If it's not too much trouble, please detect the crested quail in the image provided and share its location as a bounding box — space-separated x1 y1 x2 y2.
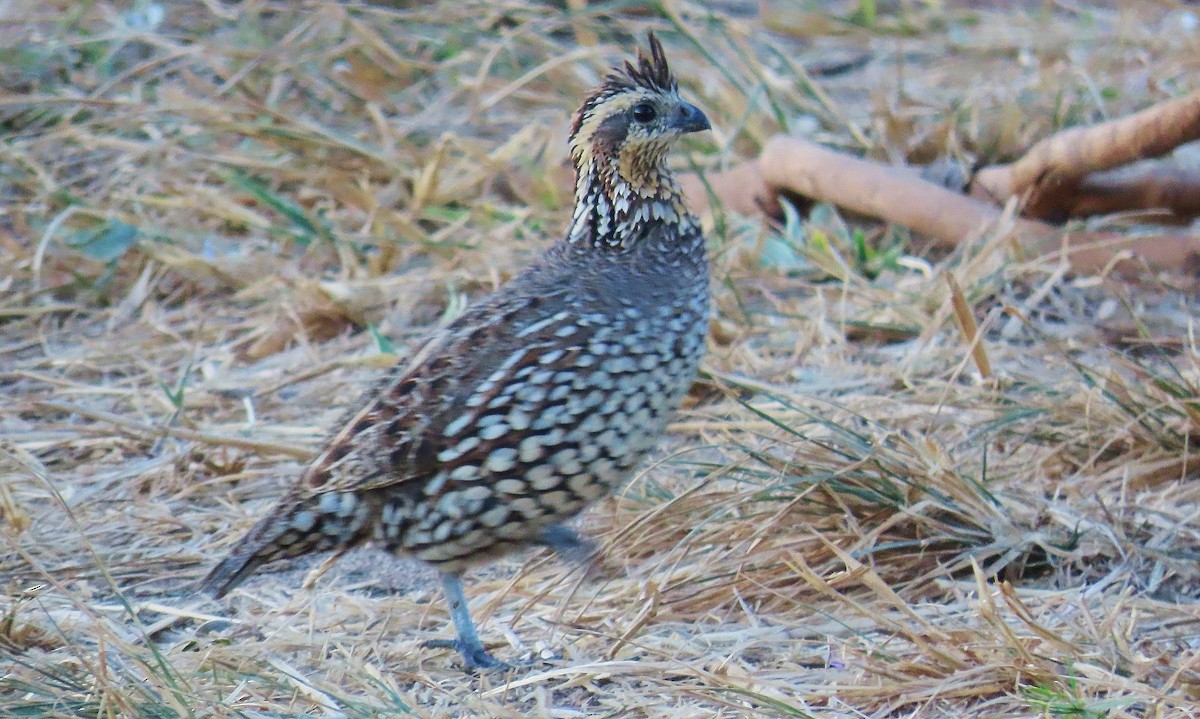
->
200 33 711 670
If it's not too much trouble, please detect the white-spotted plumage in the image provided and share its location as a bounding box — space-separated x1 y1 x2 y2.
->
200 33 711 671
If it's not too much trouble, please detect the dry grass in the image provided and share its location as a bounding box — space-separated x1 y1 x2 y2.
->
3 1 1199 717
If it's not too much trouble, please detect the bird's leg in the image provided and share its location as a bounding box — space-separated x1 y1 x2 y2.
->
536 524 596 564
423 572 508 670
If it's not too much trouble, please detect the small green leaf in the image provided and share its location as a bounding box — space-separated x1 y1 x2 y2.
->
421 205 468 223
158 358 195 411
758 235 809 271
66 219 139 262
807 228 830 254
853 228 871 267
851 0 877 27
367 324 397 355
158 380 185 409
225 171 334 246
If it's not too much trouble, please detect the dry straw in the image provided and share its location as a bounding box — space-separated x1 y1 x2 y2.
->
1 1 1198 717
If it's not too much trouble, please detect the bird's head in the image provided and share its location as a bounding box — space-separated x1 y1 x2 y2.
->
569 34 709 177
565 34 709 247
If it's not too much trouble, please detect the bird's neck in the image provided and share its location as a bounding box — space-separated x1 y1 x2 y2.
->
566 150 697 249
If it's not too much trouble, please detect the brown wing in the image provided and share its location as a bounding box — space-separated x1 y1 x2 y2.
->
198 282 595 596
296 284 592 497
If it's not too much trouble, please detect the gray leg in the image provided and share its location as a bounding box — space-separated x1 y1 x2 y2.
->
536 524 595 564
423 572 507 670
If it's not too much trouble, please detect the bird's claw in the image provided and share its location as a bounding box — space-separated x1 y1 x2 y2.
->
423 638 511 671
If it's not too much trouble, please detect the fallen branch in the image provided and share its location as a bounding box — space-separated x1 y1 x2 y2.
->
680 157 774 218
1011 91 1200 193
749 135 1200 276
757 136 1040 244
971 90 1200 220
971 162 1200 223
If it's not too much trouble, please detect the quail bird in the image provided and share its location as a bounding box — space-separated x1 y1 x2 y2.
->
200 33 711 670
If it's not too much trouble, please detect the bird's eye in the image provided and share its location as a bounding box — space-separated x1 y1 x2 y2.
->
631 103 657 123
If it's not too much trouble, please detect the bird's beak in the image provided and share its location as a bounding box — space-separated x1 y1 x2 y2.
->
672 102 711 134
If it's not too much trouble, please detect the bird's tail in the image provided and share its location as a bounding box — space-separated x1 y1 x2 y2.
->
199 489 374 598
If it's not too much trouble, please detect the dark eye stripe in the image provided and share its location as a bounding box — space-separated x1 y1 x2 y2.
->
593 112 629 149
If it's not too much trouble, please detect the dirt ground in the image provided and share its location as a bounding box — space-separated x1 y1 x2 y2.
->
2 1 1199 717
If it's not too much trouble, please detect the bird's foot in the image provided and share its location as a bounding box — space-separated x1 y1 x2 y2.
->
423 638 511 671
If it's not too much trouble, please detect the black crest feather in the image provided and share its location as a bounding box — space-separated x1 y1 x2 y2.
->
570 33 678 144
605 32 676 95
